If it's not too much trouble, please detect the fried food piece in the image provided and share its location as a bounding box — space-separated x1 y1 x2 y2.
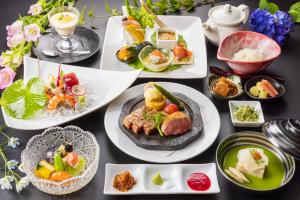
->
113 171 136 192
212 77 238 97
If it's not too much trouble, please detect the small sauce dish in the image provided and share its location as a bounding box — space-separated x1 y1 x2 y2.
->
156 28 178 49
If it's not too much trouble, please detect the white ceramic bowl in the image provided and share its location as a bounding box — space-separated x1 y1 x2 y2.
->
228 100 265 127
156 27 178 49
20 126 100 195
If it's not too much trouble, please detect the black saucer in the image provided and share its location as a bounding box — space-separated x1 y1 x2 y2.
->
244 75 285 101
32 26 101 64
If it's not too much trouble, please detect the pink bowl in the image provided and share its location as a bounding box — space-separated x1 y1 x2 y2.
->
217 31 281 75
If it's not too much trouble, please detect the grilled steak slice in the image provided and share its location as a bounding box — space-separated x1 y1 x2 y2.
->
123 115 133 129
122 106 157 135
161 111 192 136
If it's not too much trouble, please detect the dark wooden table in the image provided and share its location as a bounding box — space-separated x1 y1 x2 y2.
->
1 0 300 199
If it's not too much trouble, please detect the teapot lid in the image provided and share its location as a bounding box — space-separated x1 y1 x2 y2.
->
209 4 244 25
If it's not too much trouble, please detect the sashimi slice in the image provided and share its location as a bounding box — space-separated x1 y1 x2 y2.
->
65 156 86 177
262 79 278 96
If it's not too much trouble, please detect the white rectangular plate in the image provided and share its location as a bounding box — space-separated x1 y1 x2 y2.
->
104 163 220 195
100 16 207 79
1 56 140 130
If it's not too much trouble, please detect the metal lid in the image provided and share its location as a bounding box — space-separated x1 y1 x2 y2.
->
262 119 300 160
209 4 243 25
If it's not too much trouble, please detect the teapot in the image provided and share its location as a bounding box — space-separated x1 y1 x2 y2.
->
202 4 250 46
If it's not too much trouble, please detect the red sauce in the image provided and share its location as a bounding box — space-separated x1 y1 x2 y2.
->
187 173 211 191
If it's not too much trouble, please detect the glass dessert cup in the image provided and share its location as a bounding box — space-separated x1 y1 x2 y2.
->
48 6 80 53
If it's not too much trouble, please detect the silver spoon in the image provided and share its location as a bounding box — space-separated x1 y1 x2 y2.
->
42 49 91 57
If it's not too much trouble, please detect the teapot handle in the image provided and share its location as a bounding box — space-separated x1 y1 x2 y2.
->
238 4 250 24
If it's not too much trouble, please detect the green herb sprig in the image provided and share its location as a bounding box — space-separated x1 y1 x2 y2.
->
106 0 219 16
143 111 166 137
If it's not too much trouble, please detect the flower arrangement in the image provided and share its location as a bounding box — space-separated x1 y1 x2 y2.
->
0 126 28 192
0 0 75 90
249 0 299 46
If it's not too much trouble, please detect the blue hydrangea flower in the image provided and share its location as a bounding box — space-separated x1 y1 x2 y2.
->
249 9 275 38
249 8 294 45
273 10 294 45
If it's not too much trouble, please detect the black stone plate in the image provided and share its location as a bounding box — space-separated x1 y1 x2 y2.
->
118 93 203 151
32 26 101 64
244 75 285 101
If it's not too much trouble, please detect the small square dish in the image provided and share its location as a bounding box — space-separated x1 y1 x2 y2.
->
156 27 178 49
228 100 265 127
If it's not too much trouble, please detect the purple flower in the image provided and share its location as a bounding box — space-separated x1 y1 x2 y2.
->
24 24 40 42
249 8 294 45
249 9 275 38
0 67 16 89
28 3 42 16
7 33 25 48
273 10 294 45
6 21 23 37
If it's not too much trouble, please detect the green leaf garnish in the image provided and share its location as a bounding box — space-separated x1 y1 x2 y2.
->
143 111 166 137
259 0 279 14
0 77 47 119
289 1 300 23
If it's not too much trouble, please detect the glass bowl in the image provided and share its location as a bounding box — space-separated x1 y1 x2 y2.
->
20 126 100 195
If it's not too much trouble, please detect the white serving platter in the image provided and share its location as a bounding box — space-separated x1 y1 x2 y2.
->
100 16 207 79
1 56 140 130
104 163 220 195
229 100 265 127
104 82 220 163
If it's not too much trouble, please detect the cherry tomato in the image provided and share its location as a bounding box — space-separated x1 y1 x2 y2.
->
64 72 79 88
173 45 188 59
164 103 179 114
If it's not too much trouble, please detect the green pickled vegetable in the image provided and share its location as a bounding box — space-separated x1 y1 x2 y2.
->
153 84 184 111
234 105 259 122
54 153 64 171
152 172 164 185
